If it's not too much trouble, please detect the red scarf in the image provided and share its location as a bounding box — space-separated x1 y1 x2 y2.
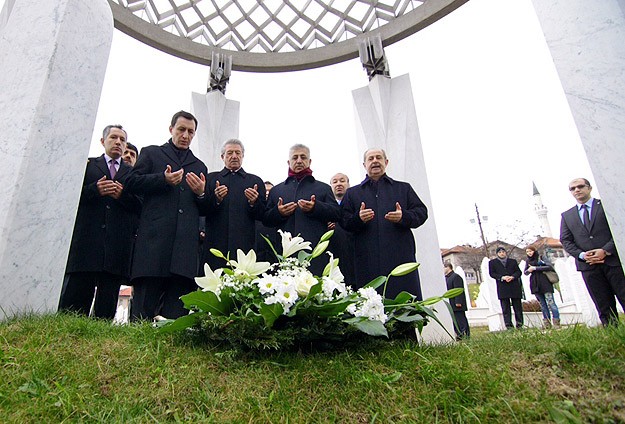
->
288 167 313 181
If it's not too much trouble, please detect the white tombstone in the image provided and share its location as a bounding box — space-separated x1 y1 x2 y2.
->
531 0 625 268
352 74 454 342
0 0 113 318
190 90 240 173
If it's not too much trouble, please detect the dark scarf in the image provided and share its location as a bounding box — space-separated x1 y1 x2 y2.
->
497 257 508 266
526 254 540 266
288 167 313 181
168 139 189 163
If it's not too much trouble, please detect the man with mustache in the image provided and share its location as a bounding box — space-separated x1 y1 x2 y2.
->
341 148 428 299
201 139 266 271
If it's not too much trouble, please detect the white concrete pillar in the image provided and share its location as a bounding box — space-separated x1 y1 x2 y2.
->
352 74 454 342
190 90 240 172
0 0 113 318
531 0 625 268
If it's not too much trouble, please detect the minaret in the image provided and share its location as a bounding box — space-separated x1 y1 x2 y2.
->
533 182 552 237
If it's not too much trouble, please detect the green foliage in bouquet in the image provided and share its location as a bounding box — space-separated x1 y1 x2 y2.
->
160 230 463 350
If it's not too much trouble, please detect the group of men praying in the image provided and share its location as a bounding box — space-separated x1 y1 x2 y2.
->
59 110 428 321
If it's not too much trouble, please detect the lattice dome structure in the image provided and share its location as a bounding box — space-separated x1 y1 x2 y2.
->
109 0 468 71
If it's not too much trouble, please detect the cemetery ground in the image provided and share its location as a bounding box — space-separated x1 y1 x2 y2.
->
0 314 624 423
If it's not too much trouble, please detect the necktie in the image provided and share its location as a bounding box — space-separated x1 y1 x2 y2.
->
109 159 117 179
582 204 591 231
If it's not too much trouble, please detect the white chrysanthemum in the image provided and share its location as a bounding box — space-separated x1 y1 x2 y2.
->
294 269 318 297
348 287 388 323
256 275 279 295
274 282 299 313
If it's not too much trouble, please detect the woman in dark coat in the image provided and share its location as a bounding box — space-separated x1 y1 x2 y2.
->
524 245 560 328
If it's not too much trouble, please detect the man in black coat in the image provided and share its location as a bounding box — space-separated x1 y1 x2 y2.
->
444 263 470 339
59 125 141 319
125 111 209 320
202 139 266 271
488 246 523 329
327 173 356 286
263 144 341 275
341 148 428 299
560 178 625 326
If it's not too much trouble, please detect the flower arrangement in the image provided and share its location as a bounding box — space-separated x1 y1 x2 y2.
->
160 230 463 350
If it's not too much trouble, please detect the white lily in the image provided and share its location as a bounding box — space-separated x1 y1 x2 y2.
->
278 229 312 258
324 252 345 284
229 249 271 276
195 264 224 294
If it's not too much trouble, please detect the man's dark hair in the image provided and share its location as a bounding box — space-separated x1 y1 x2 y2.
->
126 142 138 154
264 181 273 186
444 262 454 271
102 124 127 140
170 110 198 129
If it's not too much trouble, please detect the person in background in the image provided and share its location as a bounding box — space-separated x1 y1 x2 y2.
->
524 245 560 329
488 246 523 329
444 262 470 340
122 142 138 167
328 173 355 285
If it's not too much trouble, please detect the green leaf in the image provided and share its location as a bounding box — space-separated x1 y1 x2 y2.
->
260 233 281 261
297 250 310 263
390 262 419 277
180 290 233 315
159 313 202 333
442 288 464 299
384 291 414 305
311 240 329 259
319 230 334 243
421 296 444 306
363 276 386 290
344 317 388 337
381 372 402 383
260 302 283 328
307 300 353 317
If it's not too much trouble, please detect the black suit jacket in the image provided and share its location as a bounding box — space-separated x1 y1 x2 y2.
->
445 271 468 311
488 258 523 299
66 155 141 278
560 198 620 271
125 141 209 279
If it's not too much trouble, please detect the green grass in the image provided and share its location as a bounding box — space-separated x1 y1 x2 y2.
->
1 315 624 423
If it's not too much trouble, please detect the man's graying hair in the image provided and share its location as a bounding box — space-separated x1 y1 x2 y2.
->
221 139 245 155
363 147 387 162
102 125 127 141
289 143 310 157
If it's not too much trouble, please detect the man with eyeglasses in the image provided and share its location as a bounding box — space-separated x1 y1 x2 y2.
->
560 178 625 326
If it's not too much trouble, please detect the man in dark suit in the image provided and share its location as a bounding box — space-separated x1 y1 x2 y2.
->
263 144 341 275
488 246 523 329
560 178 625 326
125 111 209 320
59 125 141 319
327 173 356 286
444 262 470 339
341 148 428 299
201 139 266 271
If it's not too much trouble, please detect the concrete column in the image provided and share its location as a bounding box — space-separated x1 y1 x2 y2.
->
352 74 454 342
531 0 625 268
190 91 240 172
0 0 113 318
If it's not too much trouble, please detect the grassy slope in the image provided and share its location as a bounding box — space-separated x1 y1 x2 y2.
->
1 315 624 423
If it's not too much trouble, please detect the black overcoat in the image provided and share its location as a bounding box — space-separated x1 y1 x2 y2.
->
202 168 266 269
66 155 141 278
340 175 428 299
523 255 554 294
125 141 209 279
488 258 523 299
445 271 468 311
263 175 341 275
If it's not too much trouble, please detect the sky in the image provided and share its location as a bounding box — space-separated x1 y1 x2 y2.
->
41 0 597 247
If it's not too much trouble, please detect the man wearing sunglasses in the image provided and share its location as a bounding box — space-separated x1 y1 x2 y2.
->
560 178 625 326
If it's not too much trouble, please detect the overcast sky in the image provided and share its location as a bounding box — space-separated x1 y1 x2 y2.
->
83 0 594 248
